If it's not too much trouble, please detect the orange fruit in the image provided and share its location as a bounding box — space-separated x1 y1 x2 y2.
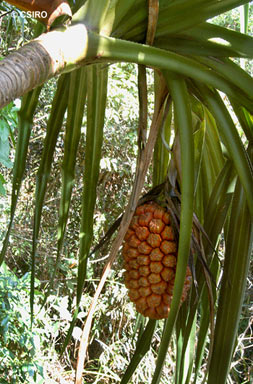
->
123 201 192 319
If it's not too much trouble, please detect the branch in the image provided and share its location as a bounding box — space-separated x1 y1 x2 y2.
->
0 23 89 109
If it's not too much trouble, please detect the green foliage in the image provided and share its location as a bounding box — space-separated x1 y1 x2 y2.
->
0 263 44 383
0 102 17 195
212 5 253 34
0 1 37 53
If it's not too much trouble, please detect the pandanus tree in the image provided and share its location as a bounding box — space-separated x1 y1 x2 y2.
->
0 0 252 383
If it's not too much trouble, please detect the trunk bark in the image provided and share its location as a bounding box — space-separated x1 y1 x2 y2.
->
0 24 89 109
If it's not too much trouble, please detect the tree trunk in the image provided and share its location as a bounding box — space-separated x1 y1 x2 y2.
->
0 24 89 109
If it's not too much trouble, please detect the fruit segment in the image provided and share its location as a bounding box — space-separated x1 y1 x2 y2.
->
123 201 192 319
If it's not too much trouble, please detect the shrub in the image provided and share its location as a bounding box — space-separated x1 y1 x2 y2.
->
0 263 44 383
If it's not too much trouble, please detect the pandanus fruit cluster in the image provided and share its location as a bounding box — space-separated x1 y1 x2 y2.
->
123 202 192 319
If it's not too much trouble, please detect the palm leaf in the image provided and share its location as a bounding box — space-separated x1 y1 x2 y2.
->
174 22 253 58
175 304 197 384
91 33 253 113
175 158 235 383
193 256 219 384
120 319 157 384
118 0 250 40
196 56 253 101
41 68 87 306
150 73 194 384
61 64 108 354
153 99 172 187
0 86 42 265
229 99 253 142
75 66 169 384
207 147 253 384
155 22 253 58
31 74 70 314
195 84 253 218
77 64 108 304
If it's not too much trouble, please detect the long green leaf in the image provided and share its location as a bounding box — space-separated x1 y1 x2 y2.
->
151 73 194 384
207 147 253 384
120 319 156 384
41 68 87 306
229 99 253 142
62 64 108 352
239 3 249 69
154 22 253 58
175 106 220 383
196 108 225 215
156 0 250 36
57 68 87 268
31 74 70 315
73 0 111 31
197 85 253 219
191 98 207 220
83 0 111 31
153 111 172 187
190 101 224 220
0 86 42 265
155 36 240 59
175 302 196 384
174 22 253 58
153 74 172 187
90 32 253 113
77 64 108 304
192 104 205 197
193 256 219 384
33 74 70 248
203 161 235 254
111 0 146 38
184 312 196 384
102 0 139 36
240 3 249 34
178 159 235 383
204 109 225 177
195 56 253 101
193 289 210 384
119 0 250 41
175 306 186 384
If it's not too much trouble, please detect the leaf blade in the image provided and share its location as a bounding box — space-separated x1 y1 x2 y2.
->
77 64 108 304
207 146 253 384
151 73 194 384
0 86 42 265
